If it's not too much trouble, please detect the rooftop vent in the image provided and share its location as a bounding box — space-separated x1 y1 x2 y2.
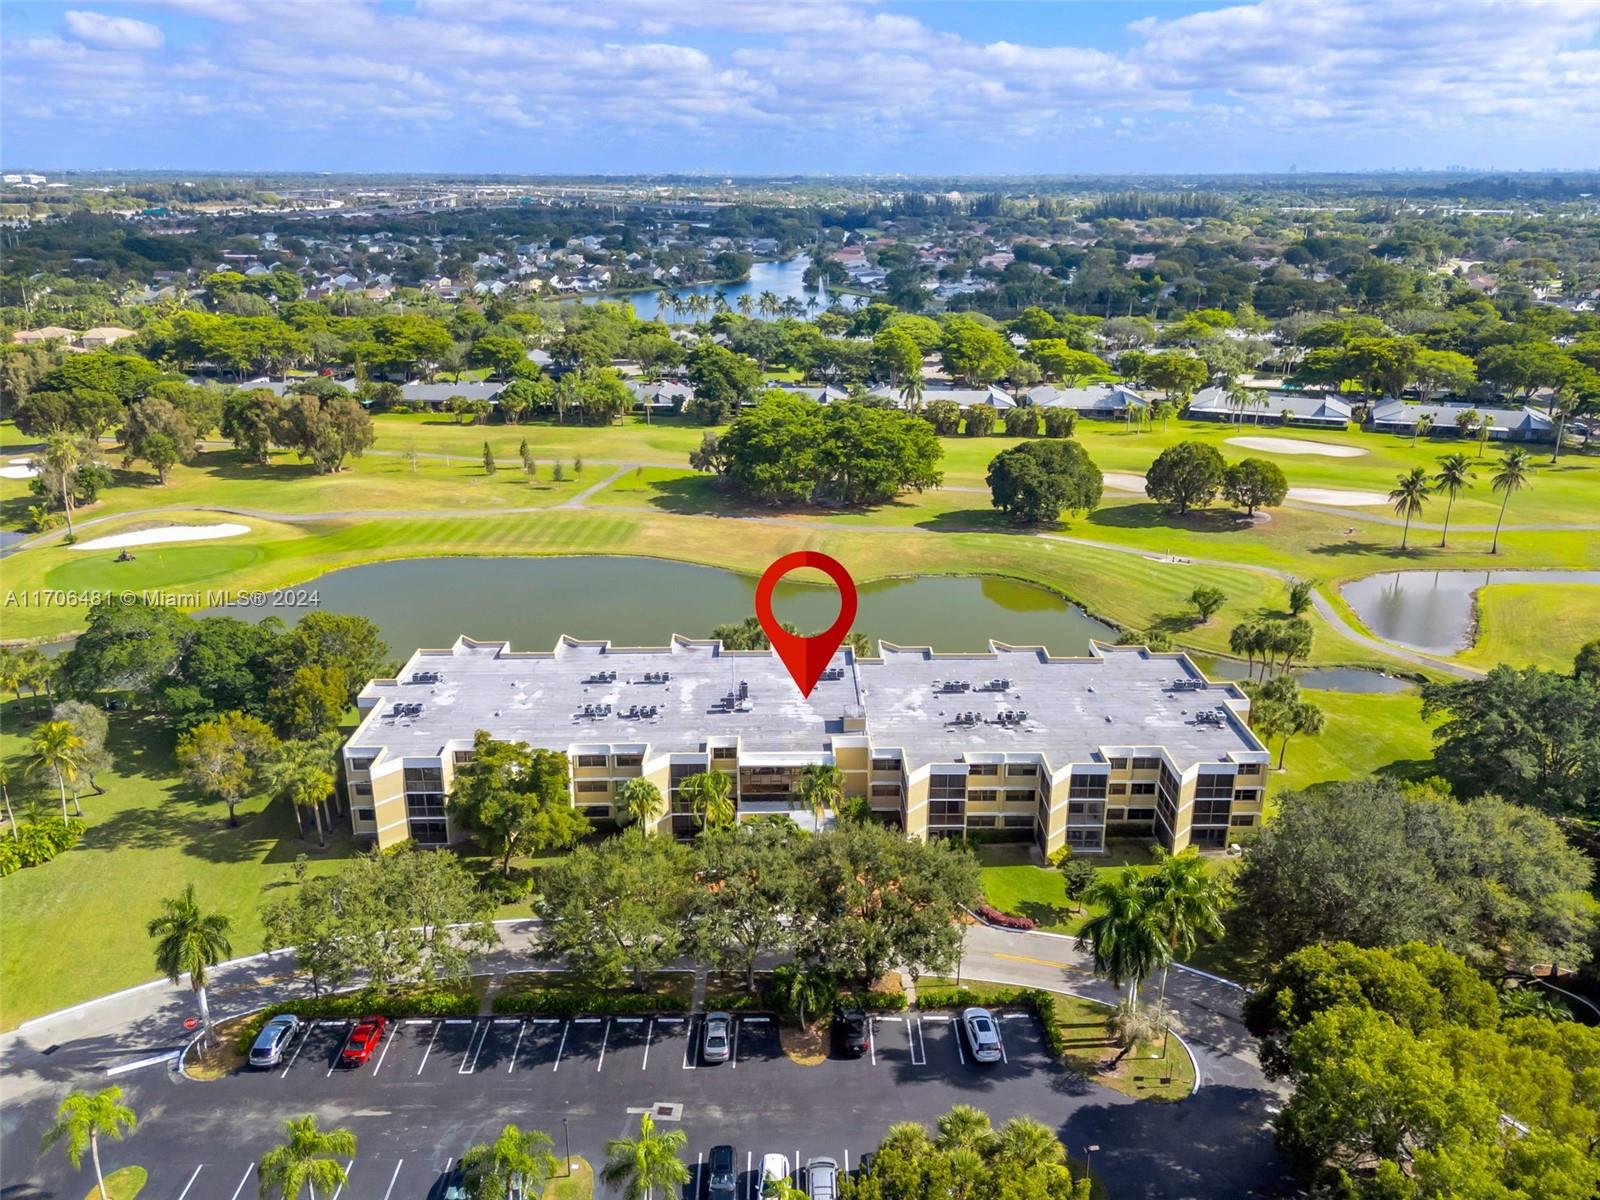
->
410 670 440 684
584 670 618 685
641 671 671 684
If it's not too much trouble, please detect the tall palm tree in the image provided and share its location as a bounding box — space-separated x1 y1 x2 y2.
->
258 1115 356 1200
900 373 925 411
147 883 233 1043
1075 868 1170 1008
1489 447 1533 555
263 736 338 846
461 1124 557 1200
600 1112 688 1200
29 719 84 823
685 770 735 830
933 1105 994 1155
1409 413 1432 447
1 764 16 840
736 294 754 318
616 778 664 828
39 433 91 540
656 289 676 323
991 1116 1064 1170
795 763 844 828
1387 467 1429 550
758 291 780 319
1143 849 1225 1005
1430 453 1475 548
42 1086 137 1200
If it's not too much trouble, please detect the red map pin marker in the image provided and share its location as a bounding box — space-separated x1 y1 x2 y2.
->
754 551 858 698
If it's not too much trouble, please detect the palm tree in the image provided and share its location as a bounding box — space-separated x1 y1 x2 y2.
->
1430 453 1475 548
991 1116 1064 1170
1387 467 1429 550
900 373 925 411
616 778 664 828
39 432 91 540
656 289 675 323
1 764 16 839
1409 413 1432 447
795 763 844 829
1076 868 1170 1008
263 735 339 846
147 883 233 1044
600 1112 688 1200
1477 413 1493 458
1489 447 1533 555
29 719 84 823
461 1125 557 1200
1143 849 1224 1006
933 1105 994 1155
42 1086 137 1200
684 770 735 830
258 1115 356 1200
736 294 754 318
758 291 780 319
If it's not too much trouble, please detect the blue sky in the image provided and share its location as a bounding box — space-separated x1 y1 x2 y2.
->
4 0 1599 174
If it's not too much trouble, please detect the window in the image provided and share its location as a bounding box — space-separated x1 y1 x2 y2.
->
354 808 374 823
1068 771 1109 799
351 782 372 797
968 789 999 804
1193 799 1232 823
967 763 999 777
1230 814 1256 827
929 773 967 799
870 784 901 798
871 758 902 773
1108 782 1128 796
1106 808 1126 821
1006 763 1038 777
1124 807 1156 821
403 766 443 787
1002 814 1033 828
928 799 965 823
1195 772 1236 799
1108 757 1129 771
348 757 374 772
409 819 448 845
1233 789 1260 804
1130 782 1156 796
581 804 611 818
406 794 445 818
966 815 996 828
576 781 610 794
614 755 642 768
1131 756 1161 771
1236 762 1262 777
711 747 738 760
576 754 608 768
452 751 474 765
1191 827 1228 849
1066 828 1102 849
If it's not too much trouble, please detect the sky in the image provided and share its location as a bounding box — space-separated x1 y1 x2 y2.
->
3 0 1600 175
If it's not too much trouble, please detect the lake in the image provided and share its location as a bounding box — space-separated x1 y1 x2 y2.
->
1340 568 1600 655
209 556 1114 656
579 257 833 323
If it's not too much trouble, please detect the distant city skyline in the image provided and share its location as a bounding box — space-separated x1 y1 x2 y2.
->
4 0 1598 175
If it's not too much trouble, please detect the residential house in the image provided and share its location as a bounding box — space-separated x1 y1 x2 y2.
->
1367 400 1554 442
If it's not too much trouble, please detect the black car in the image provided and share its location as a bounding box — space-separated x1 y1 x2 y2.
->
707 1145 737 1200
833 1006 868 1057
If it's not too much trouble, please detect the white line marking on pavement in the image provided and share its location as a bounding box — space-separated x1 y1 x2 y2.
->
494 1018 520 1024
656 1016 684 1023
596 1018 610 1071
176 1164 203 1200
742 1015 771 1023
553 1019 569 1072
952 1024 965 1065
462 1020 488 1074
228 1165 254 1200
530 1018 561 1024
1001 1012 1029 1020
106 1050 179 1076
642 1018 653 1070
406 1019 431 1026
910 1017 927 1066
417 1021 441 1076
999 1033 1008 1065
330 1159 354 1200
868 1019 877 1066
444 1019 472 1025
614 1017 643 1024
509 1020 527 1073
382 1160 404 1200
373 1024 398 1076
683 1016 697 1070
729 1015 739 1069
746 1152 754 1200
328 1026 357 1077
572 1017 603 1025
281 1027 314 1077
844 1151 850 1175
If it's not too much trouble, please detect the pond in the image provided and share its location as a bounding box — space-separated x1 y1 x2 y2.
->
579 257 834 323
208 556 1115 656
1340 569 1600 655
1193 656 1416 694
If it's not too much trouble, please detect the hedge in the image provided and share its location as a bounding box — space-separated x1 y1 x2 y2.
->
0 818 86 876
973 903 1038 931
230 982 478 1053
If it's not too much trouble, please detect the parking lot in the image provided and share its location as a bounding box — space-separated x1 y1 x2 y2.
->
129 1008 1065 1200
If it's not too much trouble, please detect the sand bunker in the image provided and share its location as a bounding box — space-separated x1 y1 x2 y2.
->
1101 471 1147 492
0 457 39 480
1227 436 1366 458
1289 487 1390 506
73 523 250 551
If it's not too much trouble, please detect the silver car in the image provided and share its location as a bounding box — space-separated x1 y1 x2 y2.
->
702 1011 732 1064
805 1158 838 1200
960 1006 1003 1064
248 1013 302 1068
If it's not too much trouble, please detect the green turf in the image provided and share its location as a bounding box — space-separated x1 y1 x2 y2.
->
1458 584 1600 673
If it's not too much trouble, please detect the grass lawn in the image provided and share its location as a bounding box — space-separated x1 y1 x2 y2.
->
1273 688 1440 794
81 1166 147 1200
545 1158 593 1200
1459 583 1600 673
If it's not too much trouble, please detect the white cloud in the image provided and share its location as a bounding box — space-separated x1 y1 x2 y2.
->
62 10 166 50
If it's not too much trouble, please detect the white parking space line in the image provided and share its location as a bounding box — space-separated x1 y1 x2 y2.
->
571 1017 603 1024
330 1159 354 1200
228 1165 255 1200
406 1019 431 1025
175 1164 202 1200
509 1021 528 1073
868 1018 877 1066
416 1021 441 1076
642 1018 653 1070
381 1160 404 1200
746 1152 754 1200
372 1024 398 1076
952 1023 965 1065
729 1016 739 1069
461 1021 488 1075
596 1019 611 1072
281 1026 315 1077
683 1016 698 1070
553 1020 570 1072
910 1016 927 1066
327 1025 358 1077
999 1033 1008 1065
844 1152 849 1175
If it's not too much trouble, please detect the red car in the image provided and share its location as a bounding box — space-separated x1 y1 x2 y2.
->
340 1015 388 1067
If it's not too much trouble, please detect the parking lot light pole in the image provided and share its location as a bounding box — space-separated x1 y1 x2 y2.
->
563 1117 571 1177
1084 1145 1099 1178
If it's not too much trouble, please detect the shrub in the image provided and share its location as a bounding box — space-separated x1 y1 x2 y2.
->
0 818 87 876
230 982 478 1052
974 902 1038 931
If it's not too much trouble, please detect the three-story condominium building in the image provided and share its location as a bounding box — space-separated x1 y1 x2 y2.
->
342 636 1271 854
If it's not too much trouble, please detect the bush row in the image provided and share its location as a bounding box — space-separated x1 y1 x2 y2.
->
229 982 479 1053
972 902 1038 931
0 818 86 876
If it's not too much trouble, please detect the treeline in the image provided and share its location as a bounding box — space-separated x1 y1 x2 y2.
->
1084 191 1232 220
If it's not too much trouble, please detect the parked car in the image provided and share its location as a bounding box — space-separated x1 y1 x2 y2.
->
707 1144 737 1200
960 1006 1003 1063
805 1158 838 1200
436 1167 467 1200
760 1155 791 1198
340 1015 388 1067
832 1006 868 1057
247 1014 302 1068
702 1011 732 1064
853 1153 875 1180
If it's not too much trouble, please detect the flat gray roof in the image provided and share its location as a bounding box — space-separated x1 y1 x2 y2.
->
352 637 1264 774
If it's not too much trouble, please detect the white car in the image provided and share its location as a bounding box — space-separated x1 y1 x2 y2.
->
960 1006 1003 1064
760 1154 791 1199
